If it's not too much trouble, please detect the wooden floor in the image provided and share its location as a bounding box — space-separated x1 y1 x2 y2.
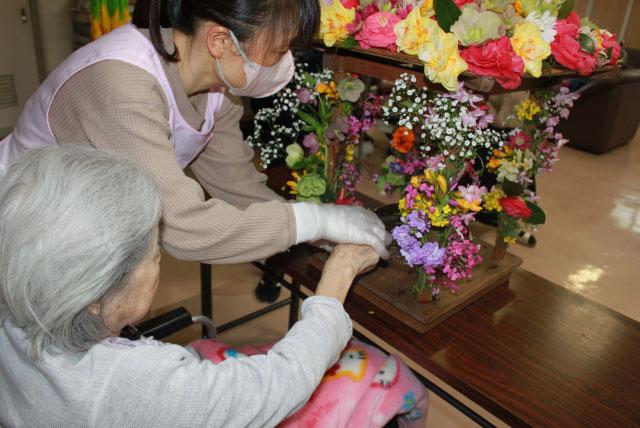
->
150 126 640 427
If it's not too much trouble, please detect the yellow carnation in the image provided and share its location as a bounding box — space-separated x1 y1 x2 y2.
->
394 7 437 56
320 0 356 47
510 22 551 78
417 21 468 91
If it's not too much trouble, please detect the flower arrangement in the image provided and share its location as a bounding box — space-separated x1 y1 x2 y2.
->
483 85 580 257
247 65 382 204
319 0 622 91
378 74 506 300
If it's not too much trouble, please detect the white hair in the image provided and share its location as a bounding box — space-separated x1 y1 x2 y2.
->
0 146 161 357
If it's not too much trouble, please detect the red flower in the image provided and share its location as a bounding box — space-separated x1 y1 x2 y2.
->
551 12 598 76
454 0 475 6
507 131 532 150
499 196 532 219
601 31 621 66
341 0 360 8
461 36 524 90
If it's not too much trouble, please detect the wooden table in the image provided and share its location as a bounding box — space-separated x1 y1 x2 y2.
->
266 245 640 427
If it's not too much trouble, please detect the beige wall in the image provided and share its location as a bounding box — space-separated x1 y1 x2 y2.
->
36 0 73 74
574 0 640 49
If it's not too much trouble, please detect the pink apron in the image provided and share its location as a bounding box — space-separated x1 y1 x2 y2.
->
0 24 224 169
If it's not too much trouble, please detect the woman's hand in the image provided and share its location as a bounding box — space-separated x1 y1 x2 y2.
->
315 244 380 303
293 203 392 259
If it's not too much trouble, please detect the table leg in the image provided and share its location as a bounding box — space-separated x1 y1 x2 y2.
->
288 280 301 328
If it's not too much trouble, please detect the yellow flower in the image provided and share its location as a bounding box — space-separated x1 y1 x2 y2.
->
286 171 302 195
483 189 506 211
345 145 355 162
428 205 452 227
399 198 408 217
510 22 551 78
316 82 338 100
420 0 434 16
504 236 517 244
417 21 468 91
515 99 541 121
394 7 437 56
456 197 483 212
320 0 355 47
514 0 525 16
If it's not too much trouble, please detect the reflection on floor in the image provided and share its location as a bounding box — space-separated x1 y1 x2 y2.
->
150 126 639 427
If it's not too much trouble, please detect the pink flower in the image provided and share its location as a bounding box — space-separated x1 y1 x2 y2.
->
340 0 359 8
302 133 320 154
507 131 532 150
355 11 401 50
346 3 379 33
461 36 524 90
454 0 475 7
551 12 598 76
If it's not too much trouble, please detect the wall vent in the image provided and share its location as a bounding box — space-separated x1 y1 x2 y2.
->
0 74 18 109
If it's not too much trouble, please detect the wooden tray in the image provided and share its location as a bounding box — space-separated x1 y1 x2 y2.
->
310 242 522 333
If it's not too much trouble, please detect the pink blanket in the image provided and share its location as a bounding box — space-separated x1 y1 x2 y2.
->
191 338 428 427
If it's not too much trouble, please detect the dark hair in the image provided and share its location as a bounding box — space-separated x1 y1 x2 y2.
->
132 0 320 63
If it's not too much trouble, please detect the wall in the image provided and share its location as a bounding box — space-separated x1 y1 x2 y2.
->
574 0 640 49
35 0 73 75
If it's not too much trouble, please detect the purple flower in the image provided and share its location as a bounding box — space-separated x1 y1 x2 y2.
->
546 116 560 128
302 133 320 154
389 162 403 174
418 242 446 268
457 184 487 203
392 224 417 249
296 88 315 105
406 211 429 233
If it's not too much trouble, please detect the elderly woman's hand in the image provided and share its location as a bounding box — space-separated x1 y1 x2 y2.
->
315 244 380 303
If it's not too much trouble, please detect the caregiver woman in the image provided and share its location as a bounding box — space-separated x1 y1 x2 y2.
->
0 0 390 262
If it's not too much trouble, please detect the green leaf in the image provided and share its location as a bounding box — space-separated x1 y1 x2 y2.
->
525 201 546 225
297 110 320 128
558 0 574 19
338 37 359 49
434 0 462 33
502 179 525 197
578 33 596 54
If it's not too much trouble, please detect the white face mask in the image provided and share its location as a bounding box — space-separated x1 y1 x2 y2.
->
215 31 295 98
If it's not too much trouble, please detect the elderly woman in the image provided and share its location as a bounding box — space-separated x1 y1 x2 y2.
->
0 147 384 427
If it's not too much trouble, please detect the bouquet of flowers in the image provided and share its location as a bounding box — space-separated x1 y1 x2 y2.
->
320 0 622 91
483 85 579 257
247 65 382 204
379 74 506 300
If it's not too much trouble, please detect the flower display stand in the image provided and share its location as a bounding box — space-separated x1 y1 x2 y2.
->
309 242 521 333
317 43 617 94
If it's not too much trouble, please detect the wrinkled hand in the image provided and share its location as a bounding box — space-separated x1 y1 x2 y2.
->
294 202 391 259
316 244 380 303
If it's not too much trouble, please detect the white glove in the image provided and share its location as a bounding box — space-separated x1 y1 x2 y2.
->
292 202 391 259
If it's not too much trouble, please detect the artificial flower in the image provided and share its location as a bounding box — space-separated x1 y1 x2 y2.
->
316 81 339 100
302 133 320 154
297 174 327 199
392 126 416 153
285 143 304 167
515 99 541 121
516 0 564 16
341 0 359 8
483 188 506 211
355 11 401 50
510 21 551 78
394 6 435 56
499 196 533 219
461 36 525 90
550 12 598 76
337 76 365 102
451 4 503 46
507 130 532 150
320 0 356 47
600 30 621 65
526 10 557 43
417 20 468 91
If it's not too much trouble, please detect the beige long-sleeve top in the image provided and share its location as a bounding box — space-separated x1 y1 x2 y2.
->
48 35 296 264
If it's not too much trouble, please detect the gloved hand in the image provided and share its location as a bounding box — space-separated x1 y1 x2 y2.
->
292 202 391 259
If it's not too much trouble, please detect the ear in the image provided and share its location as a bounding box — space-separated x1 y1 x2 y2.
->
87 302 101 317
203 22 233 59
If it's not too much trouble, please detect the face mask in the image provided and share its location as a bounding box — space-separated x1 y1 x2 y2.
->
215 31 295 98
